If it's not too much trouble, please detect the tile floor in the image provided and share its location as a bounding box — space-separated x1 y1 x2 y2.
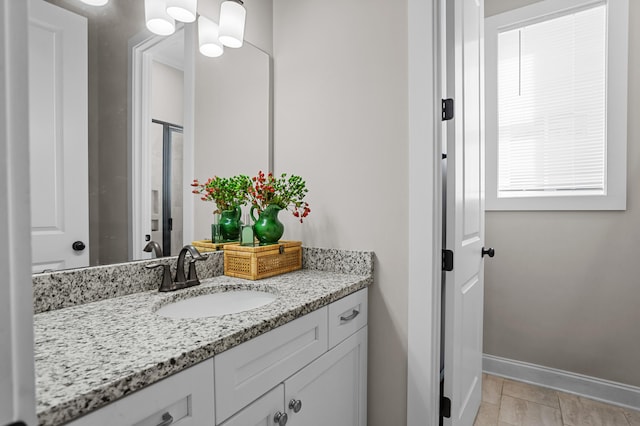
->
474 374 640 426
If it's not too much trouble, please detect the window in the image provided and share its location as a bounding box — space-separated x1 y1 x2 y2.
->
485 0 628 210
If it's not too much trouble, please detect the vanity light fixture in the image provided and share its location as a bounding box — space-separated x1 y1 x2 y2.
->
80 0 109 5
145 0 176 36
166 0 198 23
218 0 246 48
82 0 244 58
198 16 224 58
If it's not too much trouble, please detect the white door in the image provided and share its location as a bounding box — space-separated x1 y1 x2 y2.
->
285 327 367 426
442 0 485 424
220 385 284 426
28 0 89 272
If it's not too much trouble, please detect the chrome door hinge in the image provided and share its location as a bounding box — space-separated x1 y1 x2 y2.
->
442 98 454 121
442 249 454 272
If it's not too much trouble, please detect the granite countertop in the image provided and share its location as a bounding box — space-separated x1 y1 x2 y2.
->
34 267 372 426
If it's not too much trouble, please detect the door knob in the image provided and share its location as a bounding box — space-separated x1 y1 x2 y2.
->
482 247 495 258
72 241 86 251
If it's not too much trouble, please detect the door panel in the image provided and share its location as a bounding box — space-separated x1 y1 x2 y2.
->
28 0 88 272
443 0 485 424
285 327 367 426
220 385 284 426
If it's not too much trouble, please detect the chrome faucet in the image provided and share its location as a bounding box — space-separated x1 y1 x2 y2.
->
143 241 163 258
145 245 206 292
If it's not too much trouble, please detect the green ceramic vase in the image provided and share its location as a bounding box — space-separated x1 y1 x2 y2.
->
250 204 284 245
219 206 242 241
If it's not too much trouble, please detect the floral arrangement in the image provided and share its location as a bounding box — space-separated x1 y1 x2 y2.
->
191 175 251 213
247 171 311 223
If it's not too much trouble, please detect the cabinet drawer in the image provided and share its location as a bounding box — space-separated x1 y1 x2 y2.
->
215 307 328 424
328 288 368 349
68 359 215 426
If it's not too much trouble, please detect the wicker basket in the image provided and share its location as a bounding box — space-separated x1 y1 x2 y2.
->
191 240 227 253
223 240 302 280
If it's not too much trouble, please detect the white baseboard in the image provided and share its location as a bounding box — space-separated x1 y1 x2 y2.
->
483 354 640 411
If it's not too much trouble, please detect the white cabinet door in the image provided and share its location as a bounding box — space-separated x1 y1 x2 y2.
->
220 385 284 426
284 326 367 426
28 0 89 272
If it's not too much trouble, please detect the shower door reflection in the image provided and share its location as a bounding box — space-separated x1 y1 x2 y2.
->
150 119 184 256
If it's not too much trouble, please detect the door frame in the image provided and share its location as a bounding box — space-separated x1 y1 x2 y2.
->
151 119 184 256
0 1 37 424
406 0 443 425
129 26 195 260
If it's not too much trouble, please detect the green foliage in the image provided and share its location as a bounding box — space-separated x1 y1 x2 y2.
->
191 175 252 212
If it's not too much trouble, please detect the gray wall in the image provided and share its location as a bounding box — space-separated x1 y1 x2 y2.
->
193 44 270 238
484 0 640 386
272 0 409 424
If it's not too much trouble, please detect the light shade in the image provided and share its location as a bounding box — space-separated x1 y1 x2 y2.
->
166 0 198 23
198 16 224 58
218 0 246 48
145 0 176 36
80 0 109 5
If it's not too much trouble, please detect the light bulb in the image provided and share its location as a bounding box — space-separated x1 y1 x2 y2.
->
80 0 109 5
198 16 224 58
219 0 246 48
166 0 198 23
145 0 176 36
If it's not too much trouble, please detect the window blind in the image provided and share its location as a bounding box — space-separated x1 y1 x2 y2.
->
497 4 607 195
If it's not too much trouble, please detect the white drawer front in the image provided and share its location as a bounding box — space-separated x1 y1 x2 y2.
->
215 307 328 424
68 359 215 426
328 288 368 349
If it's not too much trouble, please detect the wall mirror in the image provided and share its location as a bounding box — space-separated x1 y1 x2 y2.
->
29 0 272 273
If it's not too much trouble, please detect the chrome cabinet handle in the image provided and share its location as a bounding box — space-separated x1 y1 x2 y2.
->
288 398 302 413
157 412 173 426
274 411 288 425
340 309 360 322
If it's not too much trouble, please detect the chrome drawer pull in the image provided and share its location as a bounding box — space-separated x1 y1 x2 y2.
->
158 412 173 426
340 309 360 322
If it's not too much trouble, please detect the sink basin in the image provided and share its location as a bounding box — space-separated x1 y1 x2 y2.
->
156 290 277 319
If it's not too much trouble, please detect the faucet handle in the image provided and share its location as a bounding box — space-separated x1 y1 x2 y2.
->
187 260 200 283
145 262 174 292
187 249 206 283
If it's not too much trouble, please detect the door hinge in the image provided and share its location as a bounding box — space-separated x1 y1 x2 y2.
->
168 218 173 231
442 249 454 271
441 396 452 418
442 98 454 121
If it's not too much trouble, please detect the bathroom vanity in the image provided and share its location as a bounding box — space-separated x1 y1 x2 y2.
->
32 248 373 426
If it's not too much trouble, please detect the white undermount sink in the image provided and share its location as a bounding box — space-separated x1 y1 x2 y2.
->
156 290 277 319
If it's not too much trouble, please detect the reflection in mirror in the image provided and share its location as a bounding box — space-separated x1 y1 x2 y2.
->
28 0 271 272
